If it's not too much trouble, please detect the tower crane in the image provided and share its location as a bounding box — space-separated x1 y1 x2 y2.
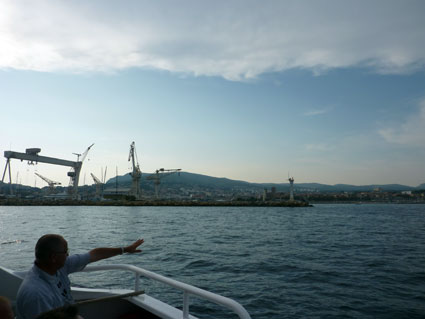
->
128 142 141 200
34 172 61 193
147 168 181 199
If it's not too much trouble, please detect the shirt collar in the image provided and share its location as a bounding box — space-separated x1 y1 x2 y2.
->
33 262 58 283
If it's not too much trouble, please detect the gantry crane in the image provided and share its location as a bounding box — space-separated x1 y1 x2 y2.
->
128 142 142 199
34 172 61 193
147 168 181 199
2 146 93 199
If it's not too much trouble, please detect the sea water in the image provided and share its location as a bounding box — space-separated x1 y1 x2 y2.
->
1 204 424 319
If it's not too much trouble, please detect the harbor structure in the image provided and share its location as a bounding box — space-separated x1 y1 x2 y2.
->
147 168 181 199
289 176 295 201
128 141 142 200
34 172 61 194
1 145 93 199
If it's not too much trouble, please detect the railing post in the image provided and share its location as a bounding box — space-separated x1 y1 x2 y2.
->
135 273 140 292
183 291 189 319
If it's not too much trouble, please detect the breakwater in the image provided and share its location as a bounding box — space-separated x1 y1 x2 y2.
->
0 198 311 207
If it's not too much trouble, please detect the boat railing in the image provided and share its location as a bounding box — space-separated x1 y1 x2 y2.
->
82 264 251 319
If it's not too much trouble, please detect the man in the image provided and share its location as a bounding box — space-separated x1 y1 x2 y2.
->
16 234 144 319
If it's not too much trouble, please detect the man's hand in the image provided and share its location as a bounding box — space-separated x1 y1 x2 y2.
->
124 239 144 254
89 239 145 262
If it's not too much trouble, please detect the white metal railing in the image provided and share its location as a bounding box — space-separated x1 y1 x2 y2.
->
81 264 251 319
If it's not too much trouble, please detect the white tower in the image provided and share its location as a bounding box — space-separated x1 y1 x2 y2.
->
288 176 294 201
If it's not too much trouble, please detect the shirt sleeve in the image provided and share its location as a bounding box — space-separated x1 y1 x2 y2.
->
64 252 91 274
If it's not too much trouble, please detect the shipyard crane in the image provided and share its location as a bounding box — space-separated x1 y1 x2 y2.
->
128 142 142 200
73 143 94 163
2 147 90 199
91 173 103 199
34 172 61 193
147 168 181 199
101 166 107 185
67 143 94 198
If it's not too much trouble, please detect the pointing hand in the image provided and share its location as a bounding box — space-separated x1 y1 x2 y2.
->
124 239 144 254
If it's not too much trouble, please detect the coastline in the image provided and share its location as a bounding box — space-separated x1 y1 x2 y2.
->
0 198 312 207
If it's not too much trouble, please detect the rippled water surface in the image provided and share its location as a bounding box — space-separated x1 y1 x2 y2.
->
1 204 425 318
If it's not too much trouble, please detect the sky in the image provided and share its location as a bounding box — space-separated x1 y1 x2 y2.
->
1 0 425 187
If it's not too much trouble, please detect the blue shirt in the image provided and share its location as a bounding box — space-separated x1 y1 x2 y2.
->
16 253 91 319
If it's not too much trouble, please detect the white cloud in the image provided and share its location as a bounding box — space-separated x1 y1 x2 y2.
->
1 0 425 79
303 108 330 116
378 99 425 147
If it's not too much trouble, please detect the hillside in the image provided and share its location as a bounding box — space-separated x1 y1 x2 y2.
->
104 171 422 192
1 171 423 195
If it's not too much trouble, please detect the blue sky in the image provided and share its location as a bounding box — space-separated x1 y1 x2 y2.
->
1 0 425 187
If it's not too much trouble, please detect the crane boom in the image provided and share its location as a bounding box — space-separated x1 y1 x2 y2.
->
81 143 94 163
91 172 104 199
90 173 102 185
34 172 61 194
34 173 61 187
4 151 79 168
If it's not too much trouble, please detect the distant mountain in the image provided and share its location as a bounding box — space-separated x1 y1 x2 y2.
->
416 183 425 190
1 172 421 194
104 171 422 192
331 184 413 192
105 172 257 190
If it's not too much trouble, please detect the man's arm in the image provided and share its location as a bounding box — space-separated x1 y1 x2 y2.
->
89 239 144 263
